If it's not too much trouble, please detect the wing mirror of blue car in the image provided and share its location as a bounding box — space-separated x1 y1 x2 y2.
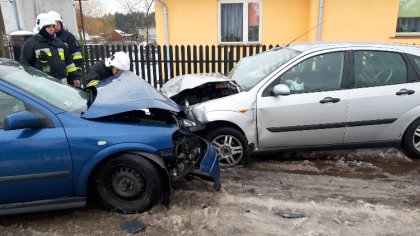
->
4 111 42 131
272 84 291 96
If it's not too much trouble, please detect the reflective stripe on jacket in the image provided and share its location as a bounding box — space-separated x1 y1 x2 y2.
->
56 29 84 68
20 34 81 84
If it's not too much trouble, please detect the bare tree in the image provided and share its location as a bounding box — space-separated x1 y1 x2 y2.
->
80 0 107 17
118 0 154 43
142 0 155 44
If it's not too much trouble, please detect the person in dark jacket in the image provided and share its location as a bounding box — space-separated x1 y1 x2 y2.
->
48 11 84 70
85 51 130 87
20 13 81 87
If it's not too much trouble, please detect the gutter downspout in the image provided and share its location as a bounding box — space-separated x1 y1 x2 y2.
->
317 0 324 41
12 0 22 30
156 0 170 81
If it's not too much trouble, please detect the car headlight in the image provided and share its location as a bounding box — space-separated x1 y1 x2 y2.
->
192 106 207 122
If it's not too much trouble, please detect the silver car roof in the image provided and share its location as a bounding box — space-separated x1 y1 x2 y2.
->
288 42 420 55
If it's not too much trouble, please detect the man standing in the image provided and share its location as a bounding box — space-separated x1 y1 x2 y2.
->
48 11 84 71
20 13 81 87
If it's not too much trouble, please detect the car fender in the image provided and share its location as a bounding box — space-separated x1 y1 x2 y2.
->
349 104 420 143
74 142 165 196
196 110 257 146
390 104 420 140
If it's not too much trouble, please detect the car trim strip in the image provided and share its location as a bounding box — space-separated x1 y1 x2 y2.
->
346 118 397 127
0 171 70 183
268 122 346 132
267 118 397 132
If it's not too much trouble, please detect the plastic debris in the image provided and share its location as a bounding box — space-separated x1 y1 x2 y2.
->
121 219 145 234
248 188 256 193
274 210 305 219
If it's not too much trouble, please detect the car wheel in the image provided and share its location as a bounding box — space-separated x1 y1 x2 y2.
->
205 127 250 167
403 119 420 159
94 154 162 213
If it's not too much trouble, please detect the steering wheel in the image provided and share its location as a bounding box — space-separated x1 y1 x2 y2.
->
372 69 393 85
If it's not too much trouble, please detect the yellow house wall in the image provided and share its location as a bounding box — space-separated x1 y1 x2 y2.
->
156 0 311 45
155 0 420 46
155 0 218 45
322 0 393 41
262 0 310 45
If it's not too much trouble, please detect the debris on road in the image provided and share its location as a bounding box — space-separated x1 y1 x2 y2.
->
274 210 306 219
121 219 145 234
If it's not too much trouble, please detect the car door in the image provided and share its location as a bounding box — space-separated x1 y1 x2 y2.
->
345 50 420 143
257 51 349 148
0 88 73 204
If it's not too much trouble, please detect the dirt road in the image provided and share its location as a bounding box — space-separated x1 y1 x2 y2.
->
1 148 419 236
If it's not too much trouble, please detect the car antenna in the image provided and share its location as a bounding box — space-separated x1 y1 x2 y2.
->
284 21 325 47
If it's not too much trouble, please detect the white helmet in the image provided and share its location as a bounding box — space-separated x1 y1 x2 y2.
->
48 11 63 23
35 13 56 31
107 51 130 71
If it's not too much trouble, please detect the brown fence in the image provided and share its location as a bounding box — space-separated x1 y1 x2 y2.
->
82 44 280 88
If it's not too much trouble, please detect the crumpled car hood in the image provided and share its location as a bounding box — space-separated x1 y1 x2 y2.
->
160 73 241 108
160 73 232 97
82 71 181 119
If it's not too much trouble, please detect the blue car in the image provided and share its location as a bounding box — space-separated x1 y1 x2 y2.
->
0 59 220 215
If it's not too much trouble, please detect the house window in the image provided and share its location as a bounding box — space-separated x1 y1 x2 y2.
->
396 0 420 35
219 0 261 44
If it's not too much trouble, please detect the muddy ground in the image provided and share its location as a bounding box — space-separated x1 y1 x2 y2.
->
1 148 419 236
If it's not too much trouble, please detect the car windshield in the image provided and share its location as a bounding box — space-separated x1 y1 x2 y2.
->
1 65 89 113
228 48 301 91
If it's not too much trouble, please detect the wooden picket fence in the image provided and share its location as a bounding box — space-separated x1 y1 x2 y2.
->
82 44 280 88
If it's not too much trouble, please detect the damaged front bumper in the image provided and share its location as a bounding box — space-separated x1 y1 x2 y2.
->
164 129 220 189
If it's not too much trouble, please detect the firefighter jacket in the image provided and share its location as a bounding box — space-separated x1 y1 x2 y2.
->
20 34 80 84
56 29 84 69
85 60 113 87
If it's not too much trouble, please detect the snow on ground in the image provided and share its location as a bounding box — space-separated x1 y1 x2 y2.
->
1 148 419 236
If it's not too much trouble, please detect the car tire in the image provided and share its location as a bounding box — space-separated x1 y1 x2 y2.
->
205 127 250 167
94 154 162 213
403 119 420 159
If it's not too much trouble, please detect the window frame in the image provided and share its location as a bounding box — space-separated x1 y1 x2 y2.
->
396 0 420 36
218 0 263 45
351 50 413 89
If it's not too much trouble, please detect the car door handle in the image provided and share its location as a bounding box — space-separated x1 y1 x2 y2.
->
319 97 340 104
396 89 415 96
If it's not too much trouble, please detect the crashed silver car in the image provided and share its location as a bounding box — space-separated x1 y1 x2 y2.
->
162 42 420 166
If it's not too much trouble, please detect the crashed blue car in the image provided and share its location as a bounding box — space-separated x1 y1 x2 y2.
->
0 58 220 215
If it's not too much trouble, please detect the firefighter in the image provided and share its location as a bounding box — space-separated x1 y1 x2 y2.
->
48 11 84 71
20 13 81 87
85 51 130 87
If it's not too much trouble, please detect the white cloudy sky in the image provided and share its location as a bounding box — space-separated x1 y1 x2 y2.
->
101 0 154 14
101 0 125 14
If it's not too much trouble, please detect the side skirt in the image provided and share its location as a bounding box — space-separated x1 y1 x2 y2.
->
0 197 86 216
254 140 401 154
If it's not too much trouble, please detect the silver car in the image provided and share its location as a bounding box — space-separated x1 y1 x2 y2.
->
161 42 420 166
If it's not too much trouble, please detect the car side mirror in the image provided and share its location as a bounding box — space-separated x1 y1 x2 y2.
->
4 111 42 131
272 84 291 96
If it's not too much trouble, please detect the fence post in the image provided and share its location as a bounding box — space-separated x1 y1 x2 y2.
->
163 45 169 82
134 45 140 76
157 45 163 84
205 46 210 73
169 45 174 79
181 45 186 75
151 45 158 87
175 45 180 76
187 45 192 74
199 45 204 73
